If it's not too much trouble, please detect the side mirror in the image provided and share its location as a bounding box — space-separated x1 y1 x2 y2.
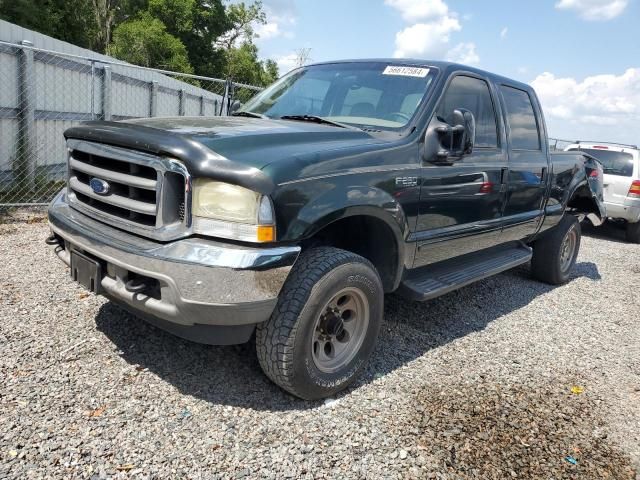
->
424 108 476 165
230 100 242 113
451 108 475 156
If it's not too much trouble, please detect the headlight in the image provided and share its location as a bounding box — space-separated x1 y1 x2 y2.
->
192 179 275 242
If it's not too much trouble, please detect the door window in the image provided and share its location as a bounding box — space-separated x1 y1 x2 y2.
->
500 86 541 150
436 75 499 148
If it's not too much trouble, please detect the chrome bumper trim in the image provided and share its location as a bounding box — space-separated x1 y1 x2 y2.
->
48 189 300 327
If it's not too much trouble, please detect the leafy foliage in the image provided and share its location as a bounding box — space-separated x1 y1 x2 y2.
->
148 0 194 34
0 0 99 50
0 0 279 85
108 13 193 73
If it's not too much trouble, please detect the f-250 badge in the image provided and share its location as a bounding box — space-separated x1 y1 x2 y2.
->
395 176 418 187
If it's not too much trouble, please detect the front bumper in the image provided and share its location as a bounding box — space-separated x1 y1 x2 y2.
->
47 189 300 344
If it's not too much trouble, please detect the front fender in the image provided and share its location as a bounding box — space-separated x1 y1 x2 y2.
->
286 185 409 242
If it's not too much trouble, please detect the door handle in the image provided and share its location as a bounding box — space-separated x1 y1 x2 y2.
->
541 167 547 183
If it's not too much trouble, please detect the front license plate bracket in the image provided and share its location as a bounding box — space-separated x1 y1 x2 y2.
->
70 250 102 293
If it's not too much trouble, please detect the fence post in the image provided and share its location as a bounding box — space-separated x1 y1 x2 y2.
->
220 81 229 115
178 89 185 116
16 45 36 194
102 65 112 121
199 95 205 116
150 81 158 117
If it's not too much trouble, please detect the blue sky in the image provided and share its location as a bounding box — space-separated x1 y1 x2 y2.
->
251 0 640 144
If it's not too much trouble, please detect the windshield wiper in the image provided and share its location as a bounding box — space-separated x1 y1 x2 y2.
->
232 111 268 119
279 115 358 130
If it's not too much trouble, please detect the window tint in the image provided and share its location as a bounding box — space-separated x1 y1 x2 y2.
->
289 78 330 116
501 86 540 150
436 75 498 148
340 86 383 116
568 148 634 177
241 62 436 130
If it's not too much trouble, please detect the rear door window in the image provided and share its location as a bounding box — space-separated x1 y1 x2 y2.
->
500 86 541 150
568 148 634 176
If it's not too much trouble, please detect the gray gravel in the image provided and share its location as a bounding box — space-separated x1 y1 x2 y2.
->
1 214 639 479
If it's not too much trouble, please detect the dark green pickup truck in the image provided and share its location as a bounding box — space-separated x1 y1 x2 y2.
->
47 60 604 399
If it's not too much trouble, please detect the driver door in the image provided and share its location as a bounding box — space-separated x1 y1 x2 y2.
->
413 74 508 267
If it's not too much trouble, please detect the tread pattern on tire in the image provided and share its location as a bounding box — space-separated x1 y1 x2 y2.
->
255 246 376 398
531 214 580 285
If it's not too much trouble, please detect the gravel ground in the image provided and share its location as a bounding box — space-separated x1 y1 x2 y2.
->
1 214 639 479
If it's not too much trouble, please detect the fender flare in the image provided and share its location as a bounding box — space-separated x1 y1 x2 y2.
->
282 185 410 289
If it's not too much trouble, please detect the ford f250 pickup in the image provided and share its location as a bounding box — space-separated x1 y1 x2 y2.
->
47 60 605 399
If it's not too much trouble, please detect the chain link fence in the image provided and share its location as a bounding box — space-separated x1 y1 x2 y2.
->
0 41 263 206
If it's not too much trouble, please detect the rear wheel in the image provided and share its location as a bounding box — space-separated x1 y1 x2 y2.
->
256 247 383 400
531 215 581 285
626 221 640 243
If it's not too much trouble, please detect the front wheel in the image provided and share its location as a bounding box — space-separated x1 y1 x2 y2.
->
256 247 383 400
531 215 581 285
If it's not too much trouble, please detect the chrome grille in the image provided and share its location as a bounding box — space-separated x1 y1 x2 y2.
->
66 139 191 241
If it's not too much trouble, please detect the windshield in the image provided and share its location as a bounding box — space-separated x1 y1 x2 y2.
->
569 148 635 177
239 62 437 130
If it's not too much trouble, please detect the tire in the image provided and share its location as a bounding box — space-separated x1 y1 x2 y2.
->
626 222 640 243
256 247 383 400
531 215 581 285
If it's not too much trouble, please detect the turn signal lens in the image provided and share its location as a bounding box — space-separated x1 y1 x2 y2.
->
257 225 275 242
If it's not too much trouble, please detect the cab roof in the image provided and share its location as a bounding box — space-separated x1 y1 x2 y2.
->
306 58 533 93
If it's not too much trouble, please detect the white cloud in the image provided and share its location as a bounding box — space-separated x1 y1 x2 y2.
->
274 52 299 75
555 0 628 20
446 42 480 65
255 22 282 40
387 0 476 62
253 0 297 41
393 16 461 58
500 27 508 39
384 0 449 22
531 68 640 142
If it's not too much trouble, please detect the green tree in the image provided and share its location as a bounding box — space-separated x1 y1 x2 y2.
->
0 0 98 50
148 0 194 34
217 1 265 51
2 0 282 85
175 0 229 78
225 43 279 87
262 59 279 84
90 0 118 53
108 13 193 72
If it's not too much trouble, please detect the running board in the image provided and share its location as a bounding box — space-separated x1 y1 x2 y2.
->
398 243 532 301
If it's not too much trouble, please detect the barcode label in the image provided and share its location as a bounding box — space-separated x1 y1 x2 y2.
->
382 66 430 77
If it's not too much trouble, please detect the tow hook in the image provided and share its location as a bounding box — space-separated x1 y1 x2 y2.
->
125 278 147 293
45 234 60 246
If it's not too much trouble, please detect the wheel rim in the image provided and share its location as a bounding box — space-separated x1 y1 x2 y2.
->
311 287 370 374
559 225 578 273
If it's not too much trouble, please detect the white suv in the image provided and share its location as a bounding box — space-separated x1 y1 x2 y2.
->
565 141 640 242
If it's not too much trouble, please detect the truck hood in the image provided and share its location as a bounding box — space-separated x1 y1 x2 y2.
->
64 116 384 194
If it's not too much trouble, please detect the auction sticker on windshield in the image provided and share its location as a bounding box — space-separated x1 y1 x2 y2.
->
382 66 430 77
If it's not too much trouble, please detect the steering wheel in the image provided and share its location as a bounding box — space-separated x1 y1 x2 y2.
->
387 112 411 123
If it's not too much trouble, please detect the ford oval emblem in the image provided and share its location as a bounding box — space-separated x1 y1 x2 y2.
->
89 177 110 195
